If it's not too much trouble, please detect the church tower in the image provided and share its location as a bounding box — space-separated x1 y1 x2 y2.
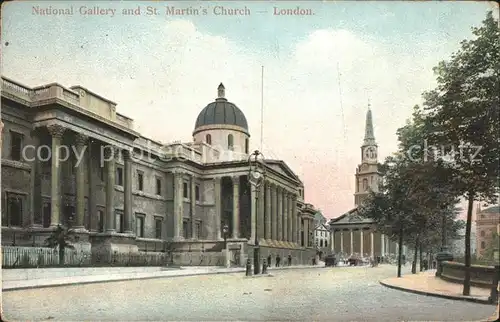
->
354 103 380 207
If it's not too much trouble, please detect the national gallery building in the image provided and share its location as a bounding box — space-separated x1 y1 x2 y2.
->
0 77 318 266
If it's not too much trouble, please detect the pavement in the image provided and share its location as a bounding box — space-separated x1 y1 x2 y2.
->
379 269 493 305
3 264 496 321
1 263 323 291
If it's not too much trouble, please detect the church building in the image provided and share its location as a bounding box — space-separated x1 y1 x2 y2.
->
328 105 400 259
1 76 318 266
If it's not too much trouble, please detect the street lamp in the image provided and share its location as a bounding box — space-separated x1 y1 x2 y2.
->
248 150 265 275
435 204 454 277
222 224 229 250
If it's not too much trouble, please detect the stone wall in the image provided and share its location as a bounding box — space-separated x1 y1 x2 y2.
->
440 261 499 289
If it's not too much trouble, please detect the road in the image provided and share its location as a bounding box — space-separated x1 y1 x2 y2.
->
2 265 496 321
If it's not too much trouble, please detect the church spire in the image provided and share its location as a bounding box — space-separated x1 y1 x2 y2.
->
363 102 376 146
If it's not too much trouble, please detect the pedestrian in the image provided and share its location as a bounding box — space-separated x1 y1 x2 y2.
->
276 254 281 267
288 254 292 266
267 254 272 267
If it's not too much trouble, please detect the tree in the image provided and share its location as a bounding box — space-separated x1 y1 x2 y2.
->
422 11 500 295
360 101 461 277
45 225 76 266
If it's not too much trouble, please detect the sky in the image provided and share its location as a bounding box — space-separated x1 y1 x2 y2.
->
1 1 498 219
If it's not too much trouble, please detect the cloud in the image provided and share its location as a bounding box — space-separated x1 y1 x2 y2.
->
2 18 451 218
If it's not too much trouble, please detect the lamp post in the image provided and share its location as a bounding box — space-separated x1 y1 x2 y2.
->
248 150 265 275
435 205 453 277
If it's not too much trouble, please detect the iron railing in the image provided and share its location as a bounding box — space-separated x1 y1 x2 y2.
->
1 246 170 268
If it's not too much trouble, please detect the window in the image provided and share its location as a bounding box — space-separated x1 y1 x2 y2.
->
3 194 23 227
206 134 212 145
156 178 162 195
115 211 124 233
137 171 144 191
480 230 485 237
155 218 162 239
196 221 202 239
183 182 189 198
320 240 323 247
10 131 23 161
63 205 75 226
42 202 51 228
325 241 328 248
116 167 123 186
136 215 145 237
97 210 104 232
183 220 189 239
227 134 233 150
195 185 200 201
362 178 368 191
481 241 486 249
245 138 249 154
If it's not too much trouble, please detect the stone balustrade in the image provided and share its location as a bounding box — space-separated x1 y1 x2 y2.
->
440 261 499 289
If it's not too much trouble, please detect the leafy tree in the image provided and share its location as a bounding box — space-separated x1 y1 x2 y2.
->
422 11 500 295
45 225 76 266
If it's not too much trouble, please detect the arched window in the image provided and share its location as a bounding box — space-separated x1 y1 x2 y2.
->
480 230 485 237
227 134 233 150
481 241 486 249
205 134 211 145
245 138 249 154
362 178 368 191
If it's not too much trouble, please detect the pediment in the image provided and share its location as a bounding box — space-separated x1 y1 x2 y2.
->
331 208 374 225
266 160 300 182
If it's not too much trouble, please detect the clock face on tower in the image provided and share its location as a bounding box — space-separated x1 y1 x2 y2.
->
364 146 377 161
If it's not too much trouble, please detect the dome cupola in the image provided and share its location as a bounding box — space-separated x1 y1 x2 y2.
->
192 83 250 159
193 83 249 136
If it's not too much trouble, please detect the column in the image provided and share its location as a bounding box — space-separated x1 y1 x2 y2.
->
190 176 196 239
264 182 271 240
287 194 293 243
277 187 283 241
104 147 117 233
48 124 65 227
303 216 308 247
283 192 288 242
173 172 184 241
232 176 240 239
30 135 42 226
360 229 364 257
87 140 96 231
381 233 385 257
250 185 257 244
349 229 354 256
271 185 277 240
291 195 297 243
340 230 344 254
370 231 374 258
258 181 265 241
74 133 87 230
214 177 222 240
123 149 133 234
331 229 335 252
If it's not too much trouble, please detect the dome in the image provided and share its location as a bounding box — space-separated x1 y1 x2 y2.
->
194 83 248 134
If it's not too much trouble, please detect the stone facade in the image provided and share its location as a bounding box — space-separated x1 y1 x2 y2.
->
1 77 317 265
475 204 500 258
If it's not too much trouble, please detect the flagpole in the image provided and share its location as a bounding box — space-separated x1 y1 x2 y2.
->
260 65 264 153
